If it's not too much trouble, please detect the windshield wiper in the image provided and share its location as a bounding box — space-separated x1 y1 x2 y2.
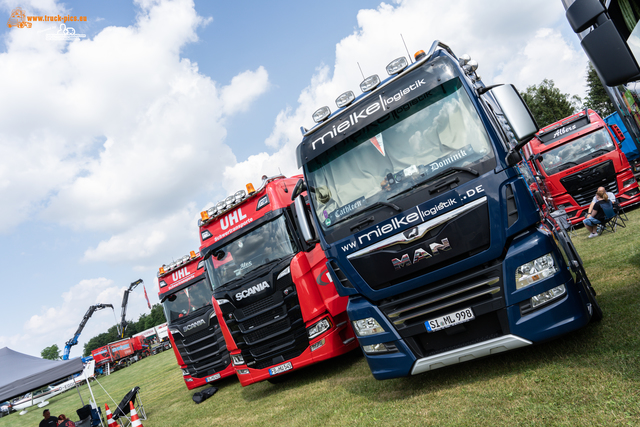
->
590 148 611 158
389 166 479 201
557 162 578 172
331 201 401 228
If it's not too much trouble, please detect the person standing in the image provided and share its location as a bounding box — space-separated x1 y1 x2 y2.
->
40 409 58 427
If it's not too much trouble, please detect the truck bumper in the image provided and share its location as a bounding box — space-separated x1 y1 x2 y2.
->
234 316 358 386
184 364 236 390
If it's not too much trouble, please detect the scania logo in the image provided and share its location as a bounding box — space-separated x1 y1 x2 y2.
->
391 238 451 270
183 319 206 332
235 281 270 301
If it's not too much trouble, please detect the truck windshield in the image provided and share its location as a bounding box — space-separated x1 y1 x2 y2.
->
206 215 298 291
162 277 212 323
538 128 616 175
305 77 495 230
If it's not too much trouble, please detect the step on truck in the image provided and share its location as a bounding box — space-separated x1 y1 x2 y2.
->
198 175 358 386
523 108 640 224
158 251 235 389
291 40 602 380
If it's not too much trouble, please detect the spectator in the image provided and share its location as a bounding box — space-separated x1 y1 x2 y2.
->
583 188 611 238
587 187 615 217
57 414 75 427
40 409 57 427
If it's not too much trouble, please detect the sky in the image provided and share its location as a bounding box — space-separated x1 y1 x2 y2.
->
0 0 589 359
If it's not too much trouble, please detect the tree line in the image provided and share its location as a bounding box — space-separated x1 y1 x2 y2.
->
41 303 166 360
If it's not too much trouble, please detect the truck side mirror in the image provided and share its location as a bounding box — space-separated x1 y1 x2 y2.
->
291 178 307 201
565 0 640 86
294 194 317 245
489 84 538 166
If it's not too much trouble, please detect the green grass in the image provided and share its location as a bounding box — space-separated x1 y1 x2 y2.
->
3 209 640 427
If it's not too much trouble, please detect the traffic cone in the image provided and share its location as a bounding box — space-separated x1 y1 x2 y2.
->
129 401 143 427
105 404 118 427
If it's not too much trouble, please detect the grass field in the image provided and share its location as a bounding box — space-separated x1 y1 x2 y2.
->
2 209 640 427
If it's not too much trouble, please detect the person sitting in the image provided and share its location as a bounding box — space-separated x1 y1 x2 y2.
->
40 409 58 427
587 186 615 217
57 414 75 427
583 188 612 238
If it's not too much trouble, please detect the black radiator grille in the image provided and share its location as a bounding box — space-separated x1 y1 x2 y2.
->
173 313 230 378
560 160 618 206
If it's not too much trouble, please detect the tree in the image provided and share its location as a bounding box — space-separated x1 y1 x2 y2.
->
521 79 582 128
583 62 616 117
41 344 61 360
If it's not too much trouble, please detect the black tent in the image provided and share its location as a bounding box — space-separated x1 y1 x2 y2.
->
0 347 84 402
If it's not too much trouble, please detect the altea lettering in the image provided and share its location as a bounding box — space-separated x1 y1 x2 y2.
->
552 124 577 139
172 267 188 282
220 208 247 230
311 79 427 150
235 281 270 301
392 238 451 270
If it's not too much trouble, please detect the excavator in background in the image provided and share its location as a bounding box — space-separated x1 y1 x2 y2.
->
62 303 115 360
118 279 143 339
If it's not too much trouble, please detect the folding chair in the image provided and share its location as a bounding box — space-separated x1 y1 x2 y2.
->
112 387 146 427
613 201 627 228
596 202 617 235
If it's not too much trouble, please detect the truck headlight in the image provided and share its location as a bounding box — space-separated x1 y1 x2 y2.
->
515 253 557 289
307 318 331 339
531 285 566 308
362 342 397 354
352 317 385 337
623 178 636 188
231 354 245 366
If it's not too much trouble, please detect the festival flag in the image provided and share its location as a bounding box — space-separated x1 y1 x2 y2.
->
143 283 151 309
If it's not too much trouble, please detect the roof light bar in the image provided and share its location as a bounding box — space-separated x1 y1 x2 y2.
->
386 57 408 75
312 106 331 123
360 75 380 93
159 251 200 277
335 91 355 109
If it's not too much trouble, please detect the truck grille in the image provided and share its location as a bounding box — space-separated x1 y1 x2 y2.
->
219 271 309 371
560 160 618 206
173 310 231 378
377 262 507 357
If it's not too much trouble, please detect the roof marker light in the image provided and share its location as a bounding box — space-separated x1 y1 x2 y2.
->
459 54 470 66
200 210 209 221
159 267 165 275
335 91 355 109
312 106 331 123
246 183 255 195
386 57 408 75
414 50 426 61
190 251 197 258
360 75 380 92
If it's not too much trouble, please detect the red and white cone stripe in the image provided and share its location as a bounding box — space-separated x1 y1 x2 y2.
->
105 404 118 427
129 401 143 427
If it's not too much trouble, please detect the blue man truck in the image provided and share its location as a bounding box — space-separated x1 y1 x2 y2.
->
291 41 602 380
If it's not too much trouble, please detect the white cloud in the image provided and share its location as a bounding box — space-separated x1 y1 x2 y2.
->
0 0 270 245
222 0 588 192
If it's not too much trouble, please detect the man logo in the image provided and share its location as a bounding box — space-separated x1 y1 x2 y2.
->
391 238 451 270
403 227 419 240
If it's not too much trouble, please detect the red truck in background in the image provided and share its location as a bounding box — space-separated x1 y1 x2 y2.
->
90 336 148 373
523 109 640 224
158 251 235 390
198 175 358 386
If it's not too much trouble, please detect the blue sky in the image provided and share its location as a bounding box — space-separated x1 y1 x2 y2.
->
0 0 589 358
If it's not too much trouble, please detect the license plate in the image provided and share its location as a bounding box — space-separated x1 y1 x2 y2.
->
269 362 293 376
205 373 221 382
425 308 475 332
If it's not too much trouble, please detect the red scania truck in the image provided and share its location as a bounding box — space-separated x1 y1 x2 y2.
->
523 108 640 224
198 175 358 386
158 251 235 389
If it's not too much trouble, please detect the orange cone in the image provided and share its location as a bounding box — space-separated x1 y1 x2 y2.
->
129 401 143 427
105 404 118 427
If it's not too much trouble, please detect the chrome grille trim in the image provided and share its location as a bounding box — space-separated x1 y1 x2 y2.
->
388 277 500 325
347 196 487 260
